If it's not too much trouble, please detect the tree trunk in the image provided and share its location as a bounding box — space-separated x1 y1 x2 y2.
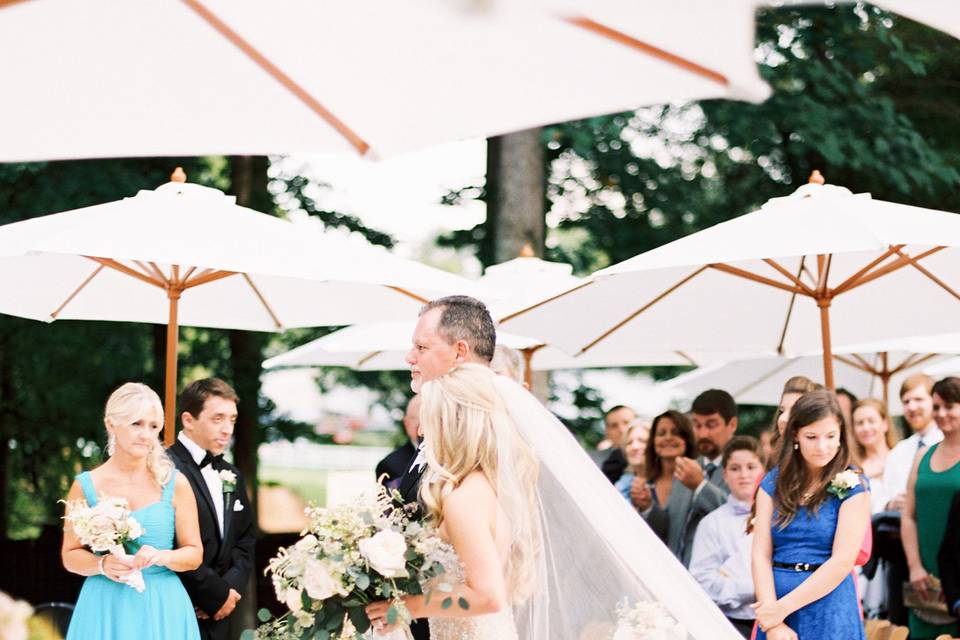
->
227 155 271 639
485 130 549 399
151 324 166 399
486 129 546 264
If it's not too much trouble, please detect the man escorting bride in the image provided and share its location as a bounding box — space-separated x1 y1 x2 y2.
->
368 296 741 640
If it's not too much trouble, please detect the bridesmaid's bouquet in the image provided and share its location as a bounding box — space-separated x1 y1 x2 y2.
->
247 485 461 640
62 495 147 592
611 598 687 640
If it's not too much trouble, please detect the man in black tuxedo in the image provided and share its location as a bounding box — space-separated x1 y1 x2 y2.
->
167 378 255 640
375 395 421 490
396 295 496 639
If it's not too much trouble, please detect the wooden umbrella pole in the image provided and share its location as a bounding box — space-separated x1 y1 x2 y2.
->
522 348 534 388
881 352 890 411
164 287 182 446
818 296 835 390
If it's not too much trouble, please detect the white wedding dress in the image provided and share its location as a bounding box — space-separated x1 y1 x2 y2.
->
427 559 518 640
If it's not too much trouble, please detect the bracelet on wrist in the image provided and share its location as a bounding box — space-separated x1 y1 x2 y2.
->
98 555 107 577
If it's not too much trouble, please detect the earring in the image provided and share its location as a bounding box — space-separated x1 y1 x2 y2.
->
793 441 799 451
107 434 116 456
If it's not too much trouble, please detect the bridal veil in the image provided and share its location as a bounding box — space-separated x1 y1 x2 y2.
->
491 374 741 640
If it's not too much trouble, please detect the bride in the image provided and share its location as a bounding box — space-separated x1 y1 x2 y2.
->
367 364 742 640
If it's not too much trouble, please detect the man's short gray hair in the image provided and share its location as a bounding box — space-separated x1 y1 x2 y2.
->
420 295 496 362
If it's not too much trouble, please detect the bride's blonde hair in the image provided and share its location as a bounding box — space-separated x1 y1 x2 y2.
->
418 364 541 604
104 382 174 486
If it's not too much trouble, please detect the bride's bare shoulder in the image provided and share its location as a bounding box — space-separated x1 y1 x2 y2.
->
447 471 496 510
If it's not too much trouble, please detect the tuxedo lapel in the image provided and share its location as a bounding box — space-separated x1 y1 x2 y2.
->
169 441 222 542
220 490 234 549
398 464 424 505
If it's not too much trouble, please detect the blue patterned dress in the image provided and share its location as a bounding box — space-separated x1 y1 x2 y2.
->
66 470 200 640
756 468 866 640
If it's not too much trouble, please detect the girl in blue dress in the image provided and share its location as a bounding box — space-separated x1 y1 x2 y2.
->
61 383 203 640
752 389 871 640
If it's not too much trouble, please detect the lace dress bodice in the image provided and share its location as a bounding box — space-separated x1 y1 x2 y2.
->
427 555 518 640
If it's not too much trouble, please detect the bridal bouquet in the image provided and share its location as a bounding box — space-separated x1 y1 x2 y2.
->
611 599 687 640
62 496 147 592
248 485 461 640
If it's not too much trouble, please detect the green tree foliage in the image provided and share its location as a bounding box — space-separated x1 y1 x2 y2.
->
440 4 960 275
547 4 960 270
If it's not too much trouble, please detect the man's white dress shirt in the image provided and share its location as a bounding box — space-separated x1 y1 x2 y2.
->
884 425 943 500
178 431 225 535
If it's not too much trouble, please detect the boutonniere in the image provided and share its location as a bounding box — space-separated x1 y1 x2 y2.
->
826 469 860 499
218 469 237 493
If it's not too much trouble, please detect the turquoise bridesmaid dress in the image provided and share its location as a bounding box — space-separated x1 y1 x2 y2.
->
66 470 200 640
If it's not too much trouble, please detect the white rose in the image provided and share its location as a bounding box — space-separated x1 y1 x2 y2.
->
303 559 342 601
125 517 144 540
285 587 304 612
359 530 408 578
834 469 859 489
219 470 237 484
99 501 127 522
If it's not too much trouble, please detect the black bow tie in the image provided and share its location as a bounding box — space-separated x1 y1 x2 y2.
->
199 452 224 469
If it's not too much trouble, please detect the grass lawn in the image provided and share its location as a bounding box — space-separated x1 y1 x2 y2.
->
259 465 328 506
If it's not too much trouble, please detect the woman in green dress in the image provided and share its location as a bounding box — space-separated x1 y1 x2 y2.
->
902 376 960 640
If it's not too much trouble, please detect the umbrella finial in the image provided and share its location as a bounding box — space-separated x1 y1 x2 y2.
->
808 170 825 185
519 243 536 258
170 167 187 183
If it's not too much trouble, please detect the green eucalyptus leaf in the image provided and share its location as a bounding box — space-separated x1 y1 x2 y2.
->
355 572 371 591
348 606 371 635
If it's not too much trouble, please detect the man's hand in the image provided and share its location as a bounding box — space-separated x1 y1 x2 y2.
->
674 456 705 491
195 607 209 620
213 589 241 621
629 477 652 511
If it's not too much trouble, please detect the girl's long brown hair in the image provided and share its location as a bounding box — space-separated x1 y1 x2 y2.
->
773 389 854 527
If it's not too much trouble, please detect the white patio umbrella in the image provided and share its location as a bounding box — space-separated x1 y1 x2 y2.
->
0 0 769 161
263 250 737 384
662 334 960 414
0 171 473 442
502 172 960 389
261 320 723 380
